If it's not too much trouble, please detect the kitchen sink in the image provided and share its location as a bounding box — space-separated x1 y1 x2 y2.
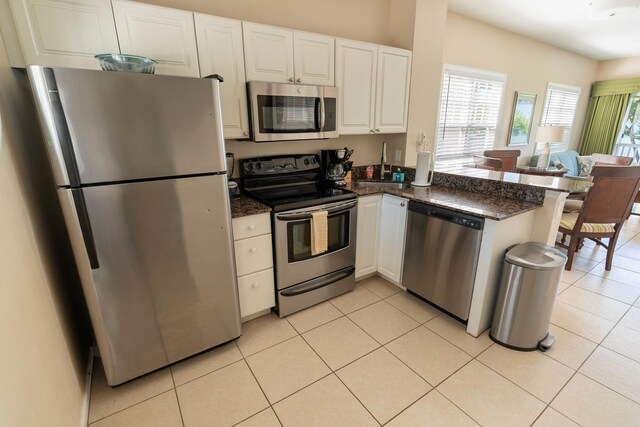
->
355 181 411 190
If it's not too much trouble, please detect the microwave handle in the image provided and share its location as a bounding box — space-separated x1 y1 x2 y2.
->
319 96 326 131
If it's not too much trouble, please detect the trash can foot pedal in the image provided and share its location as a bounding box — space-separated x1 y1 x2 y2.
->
538 334 555 352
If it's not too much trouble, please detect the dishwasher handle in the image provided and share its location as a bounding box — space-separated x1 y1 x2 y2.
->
408 200 484 230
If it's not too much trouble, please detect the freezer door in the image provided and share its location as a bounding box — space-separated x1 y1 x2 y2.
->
29 66 226 185
60 175 241 385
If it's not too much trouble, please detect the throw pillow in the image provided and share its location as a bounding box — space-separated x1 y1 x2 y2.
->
553 160 566 170
577 155 593 177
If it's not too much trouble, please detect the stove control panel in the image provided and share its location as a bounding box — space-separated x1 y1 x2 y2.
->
241 154 320 176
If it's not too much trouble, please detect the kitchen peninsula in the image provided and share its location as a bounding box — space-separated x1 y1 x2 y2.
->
346 166 591 337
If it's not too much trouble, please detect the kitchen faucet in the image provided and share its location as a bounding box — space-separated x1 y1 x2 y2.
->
380 141 391 180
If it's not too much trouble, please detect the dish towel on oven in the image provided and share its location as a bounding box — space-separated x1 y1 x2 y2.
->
310 210 328 255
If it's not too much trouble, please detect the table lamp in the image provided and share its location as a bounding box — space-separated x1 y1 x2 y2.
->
535 126 565 168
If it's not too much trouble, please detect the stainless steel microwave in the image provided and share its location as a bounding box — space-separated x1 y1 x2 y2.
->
247 81 338 142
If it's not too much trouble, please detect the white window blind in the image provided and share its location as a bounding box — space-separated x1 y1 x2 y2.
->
538 83 581 153
436 67 506 166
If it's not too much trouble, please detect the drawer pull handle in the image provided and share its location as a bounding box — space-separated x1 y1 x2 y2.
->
250 247 257 253
252 282 260 288
248 224 256 231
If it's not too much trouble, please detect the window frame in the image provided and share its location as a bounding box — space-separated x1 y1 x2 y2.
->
435 64 508 167
538 82 582 153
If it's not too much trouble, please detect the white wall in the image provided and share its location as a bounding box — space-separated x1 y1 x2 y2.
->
0 34 90 427
596 56 640 80
442 12 599 160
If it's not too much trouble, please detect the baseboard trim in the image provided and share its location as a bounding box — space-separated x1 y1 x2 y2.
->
80 345 96 427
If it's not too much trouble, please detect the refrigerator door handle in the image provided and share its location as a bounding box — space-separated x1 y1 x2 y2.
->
71 189 100 269
27 66 81 187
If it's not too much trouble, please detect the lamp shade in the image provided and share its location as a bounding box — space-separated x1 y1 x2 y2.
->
535 126 565 143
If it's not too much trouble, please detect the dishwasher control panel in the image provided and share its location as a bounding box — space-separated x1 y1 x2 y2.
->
409 201 484 231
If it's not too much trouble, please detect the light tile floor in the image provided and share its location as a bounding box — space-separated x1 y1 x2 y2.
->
89 216 640 427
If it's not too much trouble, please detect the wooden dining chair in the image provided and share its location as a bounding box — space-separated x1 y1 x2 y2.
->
591 153 633 167
483 150 521 172
557 165 640 271
473 155 503 171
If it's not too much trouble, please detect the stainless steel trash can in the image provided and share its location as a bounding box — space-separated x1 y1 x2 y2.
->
490 242 567 351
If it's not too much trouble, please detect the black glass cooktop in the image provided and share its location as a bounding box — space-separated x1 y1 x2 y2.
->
246 183 356 212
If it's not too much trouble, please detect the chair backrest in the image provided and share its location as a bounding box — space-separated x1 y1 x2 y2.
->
473 155 503 171
591 153 633 166
483 150 520 172
578 165 640 226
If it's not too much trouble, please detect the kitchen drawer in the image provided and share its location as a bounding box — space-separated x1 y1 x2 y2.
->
238 268 275 318
234 234 273 276
232 213 271 240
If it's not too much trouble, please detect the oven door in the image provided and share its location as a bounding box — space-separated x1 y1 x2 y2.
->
274 199 357 289
248 81 337 142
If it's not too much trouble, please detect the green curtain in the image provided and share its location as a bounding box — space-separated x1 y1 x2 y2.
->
579 92 630 156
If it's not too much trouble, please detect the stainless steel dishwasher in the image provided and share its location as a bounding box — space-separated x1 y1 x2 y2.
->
402 201 484 321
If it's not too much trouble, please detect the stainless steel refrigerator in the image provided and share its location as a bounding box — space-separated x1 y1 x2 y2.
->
27 66 242 386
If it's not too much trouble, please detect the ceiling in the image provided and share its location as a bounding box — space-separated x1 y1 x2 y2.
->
446 0 640 61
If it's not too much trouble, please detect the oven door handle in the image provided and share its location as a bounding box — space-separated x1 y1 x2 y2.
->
276 200 357 221
280 267 355 297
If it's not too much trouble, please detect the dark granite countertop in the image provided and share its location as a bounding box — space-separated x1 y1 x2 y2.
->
346 182 540 220
435 166 593 194
230 195 271 219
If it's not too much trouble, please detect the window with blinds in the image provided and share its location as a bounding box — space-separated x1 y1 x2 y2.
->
538 83 581 153
436 67 506 166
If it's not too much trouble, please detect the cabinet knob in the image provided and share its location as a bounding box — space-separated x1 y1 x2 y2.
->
375 129 381 133
248 224 256 231
250 247 257 253
252 282 260 288
370 129 375 134
288 77 294 82
296 78 301 83
243 131 249 136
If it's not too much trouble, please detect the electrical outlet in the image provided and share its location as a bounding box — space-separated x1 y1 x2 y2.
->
394 149 402 162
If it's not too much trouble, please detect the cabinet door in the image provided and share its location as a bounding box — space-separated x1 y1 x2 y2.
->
375 46 412 133
112 0 199 77
377 195 408 284
243 22 294 83
336 39 377 135
237 269 275 319
293 31 334 86
355 195 381 279
8 0 119 69
194 14 249 139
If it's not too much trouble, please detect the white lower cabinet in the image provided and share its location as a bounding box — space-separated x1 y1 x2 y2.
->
237 269 275 319
355 195 381 279
232 213 275 320
376 195 408 284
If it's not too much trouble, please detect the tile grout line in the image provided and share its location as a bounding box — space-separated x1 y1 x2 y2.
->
169 367 186 427
542 295 640 425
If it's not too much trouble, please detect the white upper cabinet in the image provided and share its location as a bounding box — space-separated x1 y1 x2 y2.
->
194 14 249 139
243 22 334 85
337 39 411 135
293 31 334 85
336 39 377 135
375 46 412 133
7 0 120 69
242 22 294 83
112 0 200 77
377 195 408 284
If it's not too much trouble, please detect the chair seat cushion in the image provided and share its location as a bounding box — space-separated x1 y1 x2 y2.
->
563 200 583 213
560 212 615 233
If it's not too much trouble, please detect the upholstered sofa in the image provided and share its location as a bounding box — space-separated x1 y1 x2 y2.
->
529 150 582 178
